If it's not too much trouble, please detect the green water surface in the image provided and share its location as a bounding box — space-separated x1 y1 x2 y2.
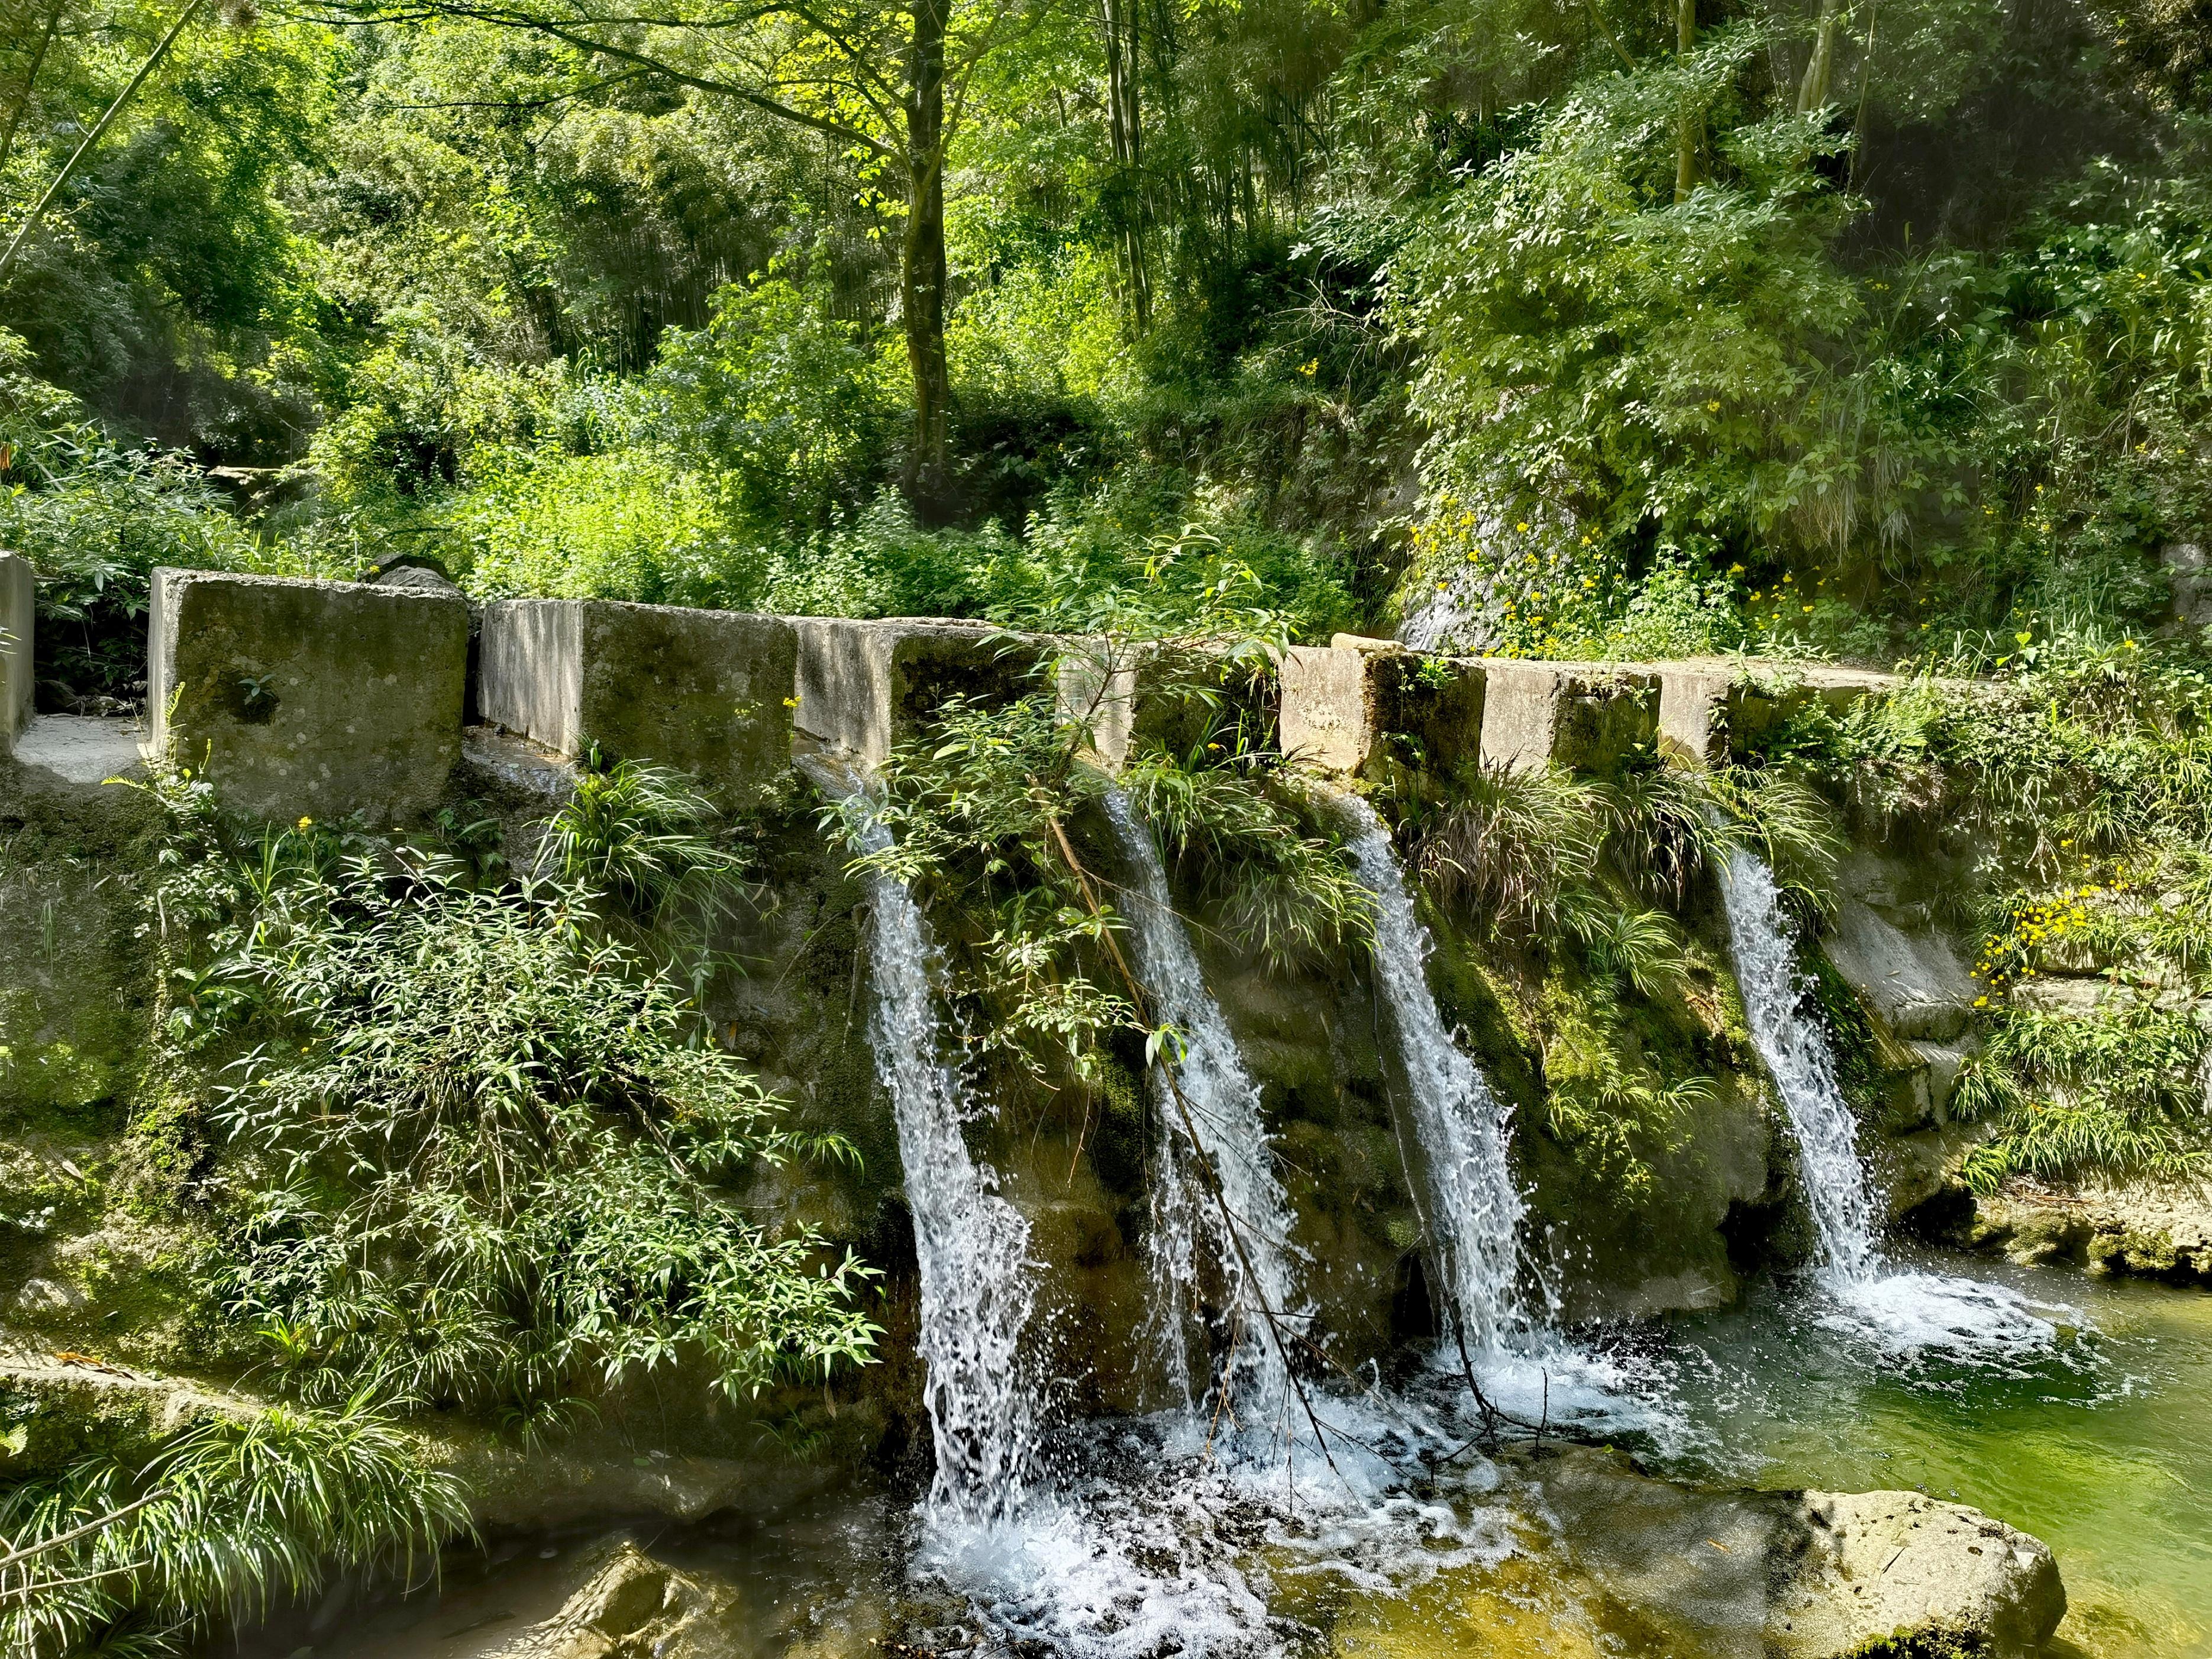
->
1643 1255 2212 1658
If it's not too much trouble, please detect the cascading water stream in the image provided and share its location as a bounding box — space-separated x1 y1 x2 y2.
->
1102 788 1303 1425
816 767 1042 1526
1713 845 1880 1284
1338 798 1526 1355
1713 839 2058 1355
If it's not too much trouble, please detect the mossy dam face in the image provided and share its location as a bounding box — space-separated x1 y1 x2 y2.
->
4 553 2208 1658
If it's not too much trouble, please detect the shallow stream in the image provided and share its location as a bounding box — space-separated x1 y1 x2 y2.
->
261 1251 2212 1659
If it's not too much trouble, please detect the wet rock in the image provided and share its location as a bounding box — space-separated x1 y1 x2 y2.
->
1964 1176 2212 1280
1821 897 1975 1045
491 1541 722 1659
1772 1489 2066 1658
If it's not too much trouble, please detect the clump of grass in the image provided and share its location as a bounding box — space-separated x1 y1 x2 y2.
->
0 1395 469 1659
1954 1003 2209 1195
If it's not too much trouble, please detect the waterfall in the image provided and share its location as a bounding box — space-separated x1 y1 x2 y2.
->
1103 788 1302 1424
1712 845 1880 1284
830 776 1042 1525
1339 798 1526 1354
1713 840 2058 1354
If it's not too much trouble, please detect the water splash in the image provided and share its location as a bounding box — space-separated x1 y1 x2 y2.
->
1340 797 1527 1354
821 768 1043 1525
1103 787 1304 1425
1713 843 2059 1358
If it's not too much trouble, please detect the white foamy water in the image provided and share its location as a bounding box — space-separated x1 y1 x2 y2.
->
1340 797 1526 1353
921 1389 1519 1659
824 770 1044 1526
1103 788 1304 1423
1714 843 2059 1358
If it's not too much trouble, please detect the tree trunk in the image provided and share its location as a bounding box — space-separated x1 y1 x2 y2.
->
1099 0 1149 331
1673 0 1699 201
902 0 955 521
0 0 66 179
1796 0 1846 112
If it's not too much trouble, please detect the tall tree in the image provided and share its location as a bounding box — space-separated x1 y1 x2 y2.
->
315 0 1035 515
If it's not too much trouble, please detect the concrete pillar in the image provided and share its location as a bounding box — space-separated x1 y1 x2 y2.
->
1280 643 1486 777
1279 645 1371 772
479 599 797 804
0 551 32 756
149 569 469 824
1657 669 1732 769
1477 661 1658 773
792 617 1045 772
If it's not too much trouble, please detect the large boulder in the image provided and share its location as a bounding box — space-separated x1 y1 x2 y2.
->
1521 1447 2066 1657
1771 1489 2066 1658
492 1541 725 1659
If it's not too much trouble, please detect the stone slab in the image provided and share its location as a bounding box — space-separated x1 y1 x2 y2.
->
479 600 797 803
1477 660 1658 773
10 716 147 786
1279 643 1486 777
148 569 469 824
793 617 1044 772
1821 895 1977 1044
0 551 33 754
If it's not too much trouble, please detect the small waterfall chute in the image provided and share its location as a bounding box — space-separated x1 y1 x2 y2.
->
1713 838 2059 1357
1103 787 1306 1426
813 761 1044 1525
1339 796 1528 1355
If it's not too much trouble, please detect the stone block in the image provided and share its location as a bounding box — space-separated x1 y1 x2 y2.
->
1058 639 1278 772
1656 668 1732 769
1477 660 1658 773
479 600 797 803
148 569 469 824
1279 643 1485 777
792 617 1044 772
1657 662 1911 768
1 550 32 755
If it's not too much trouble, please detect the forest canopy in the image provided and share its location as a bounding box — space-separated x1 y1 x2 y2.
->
4 0 2211 699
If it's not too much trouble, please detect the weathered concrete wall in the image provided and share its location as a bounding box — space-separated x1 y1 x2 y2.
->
1279 641 1487 777
477 599 581 754
793 617 1044 770
148 570 469 824
480 601 797 803
0 551 33 756
1479 661 1659 773
1659 662 1910 769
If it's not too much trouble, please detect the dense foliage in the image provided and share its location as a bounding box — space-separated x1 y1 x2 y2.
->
8 0 2212 682
143 763 877 1416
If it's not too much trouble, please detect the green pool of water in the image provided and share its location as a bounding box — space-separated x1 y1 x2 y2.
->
266 1253 2212 1659
1639 1254 2212 1658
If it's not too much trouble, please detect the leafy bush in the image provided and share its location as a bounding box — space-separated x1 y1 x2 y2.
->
0 333 257 704
1955 1003 2209 1193
146 769 876 1417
